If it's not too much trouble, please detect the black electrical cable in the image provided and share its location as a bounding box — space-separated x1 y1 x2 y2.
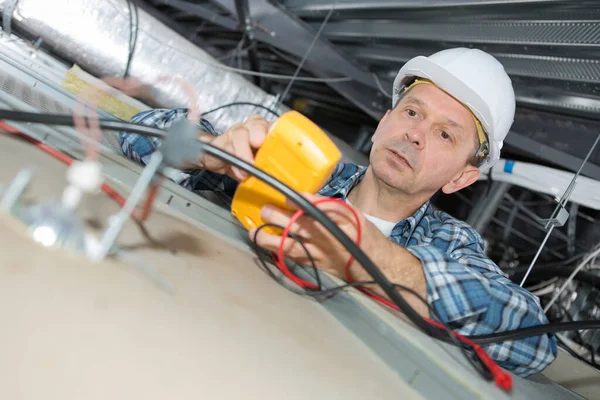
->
251 226 492 379
254 223 322 291
4 108 600 348
510 266 600 290
202 102 280 118
0 110 165 138
0 109 436 338
470 321 600 345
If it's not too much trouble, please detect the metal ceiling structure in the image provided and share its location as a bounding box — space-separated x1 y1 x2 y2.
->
141 0 600 178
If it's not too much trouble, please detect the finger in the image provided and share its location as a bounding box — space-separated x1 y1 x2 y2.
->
244 115 270 149
285 192 325 209
250 228 281 251
229 126 256 181
288 194 357 224
250 225 311 257
285 243 323 265
197 134 228 171
261 206 313 239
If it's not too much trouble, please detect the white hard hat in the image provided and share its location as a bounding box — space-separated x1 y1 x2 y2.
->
392 48 516 171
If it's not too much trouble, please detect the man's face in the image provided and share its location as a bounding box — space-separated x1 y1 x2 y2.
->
369 83 480 196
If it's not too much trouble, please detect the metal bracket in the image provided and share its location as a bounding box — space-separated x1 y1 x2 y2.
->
537 202 570 229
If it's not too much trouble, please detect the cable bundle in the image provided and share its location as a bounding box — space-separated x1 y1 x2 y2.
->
3 109 600 390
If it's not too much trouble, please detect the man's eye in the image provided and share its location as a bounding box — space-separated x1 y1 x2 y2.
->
440 131 451 141
406 109 418 118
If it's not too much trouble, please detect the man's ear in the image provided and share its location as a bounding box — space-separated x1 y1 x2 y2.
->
441 164 481 194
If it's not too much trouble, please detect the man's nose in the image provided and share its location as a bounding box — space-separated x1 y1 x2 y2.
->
405 125 425 150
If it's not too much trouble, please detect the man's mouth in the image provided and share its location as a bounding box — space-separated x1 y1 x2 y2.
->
388 149 412 168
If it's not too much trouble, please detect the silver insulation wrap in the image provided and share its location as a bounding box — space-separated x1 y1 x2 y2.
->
0 0 279 132
0 0 368 164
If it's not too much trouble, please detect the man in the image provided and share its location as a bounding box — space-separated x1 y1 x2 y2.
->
117 48 556 376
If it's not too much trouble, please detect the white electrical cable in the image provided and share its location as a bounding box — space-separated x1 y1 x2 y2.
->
556 333 593 359
526 277 559 292
531 284 557 297
544 245 600 312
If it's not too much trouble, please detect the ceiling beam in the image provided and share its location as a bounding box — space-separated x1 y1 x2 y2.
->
161 0 388 118
283 0 565 13
320 20 600 48
347 46 600 84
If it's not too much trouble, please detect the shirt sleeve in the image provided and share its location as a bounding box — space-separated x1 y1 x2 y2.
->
118 108 239 198
406 237 557 377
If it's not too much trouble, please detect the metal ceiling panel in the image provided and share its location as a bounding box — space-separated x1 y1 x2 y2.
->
348 47 600 84
319 20 600 47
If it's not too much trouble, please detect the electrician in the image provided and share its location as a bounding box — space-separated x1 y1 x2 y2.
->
114 48 556 376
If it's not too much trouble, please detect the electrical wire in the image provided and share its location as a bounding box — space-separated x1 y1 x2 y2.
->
271 197 506 386
124 0 139 78
201 102 280 118
4 109 600 351
510 267 600 291
274 197 362 290
556 334 600 370
278 6 335 108
0 110 165 137
252 220 495 382
0 109 436 339
255 223 322 291
544 246 600 312
372 73 392 99
556 305 599 369
470 320 600 345
0 122 152 222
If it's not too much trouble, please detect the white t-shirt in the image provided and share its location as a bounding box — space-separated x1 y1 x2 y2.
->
346 198 397 238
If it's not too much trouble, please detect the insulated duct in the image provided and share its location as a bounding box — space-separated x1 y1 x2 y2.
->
0 0 368 165
0 0 277 132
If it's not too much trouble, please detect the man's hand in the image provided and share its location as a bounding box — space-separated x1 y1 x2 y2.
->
198 115 272 182
249 193 371 279
250 192 430 317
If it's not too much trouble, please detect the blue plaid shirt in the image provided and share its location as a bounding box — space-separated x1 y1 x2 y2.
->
119 108 557 377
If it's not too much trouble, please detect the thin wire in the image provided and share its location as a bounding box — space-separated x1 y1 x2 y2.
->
520 132 600 287
372 73 392 98
150 31 350 82
124 0 139 78
519 226 555 287
531 283 557 297
249 224 492 380
544 245 600 312
201 101 280 118
278 6 335 107
254 223 322 291
525 277 559 292
546 133 600 230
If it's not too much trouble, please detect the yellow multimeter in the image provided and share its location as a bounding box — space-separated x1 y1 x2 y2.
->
231 110 342 234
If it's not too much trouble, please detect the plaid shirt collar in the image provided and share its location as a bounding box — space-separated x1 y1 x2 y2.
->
318 163 432 243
